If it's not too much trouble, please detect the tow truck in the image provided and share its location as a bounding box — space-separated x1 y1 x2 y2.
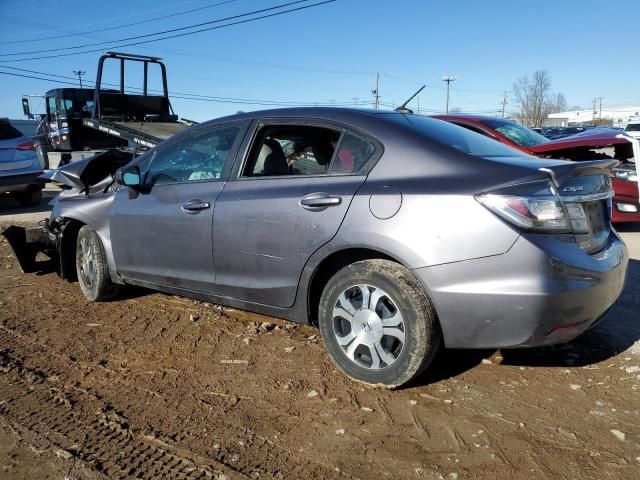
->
22 51 192 169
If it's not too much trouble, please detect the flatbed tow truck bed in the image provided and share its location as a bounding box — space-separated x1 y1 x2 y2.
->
83 118 189 148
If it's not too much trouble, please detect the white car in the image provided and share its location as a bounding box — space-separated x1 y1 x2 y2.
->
624 120 640 139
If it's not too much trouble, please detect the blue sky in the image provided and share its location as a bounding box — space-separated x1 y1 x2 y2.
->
0 0 638 121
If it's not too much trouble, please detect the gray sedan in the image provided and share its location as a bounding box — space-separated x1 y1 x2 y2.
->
3 108 628 387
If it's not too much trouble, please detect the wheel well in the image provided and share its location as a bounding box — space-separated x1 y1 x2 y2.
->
59 219 84 281
307 248 398 326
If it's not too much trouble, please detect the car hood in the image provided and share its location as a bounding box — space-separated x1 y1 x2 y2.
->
528 128 632 153
41 150 134 192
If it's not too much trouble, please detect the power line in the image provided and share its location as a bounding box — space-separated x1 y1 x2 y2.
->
0 68 364 108
0 1 335 65
0 0 320 58
2 0 239 45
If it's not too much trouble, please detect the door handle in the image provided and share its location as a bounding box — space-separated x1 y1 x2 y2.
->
300 192 342 210
181 199 211 214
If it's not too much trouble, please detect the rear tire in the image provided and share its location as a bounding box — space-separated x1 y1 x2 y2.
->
318 259 441 388
75 226 119 302
13 189 42 207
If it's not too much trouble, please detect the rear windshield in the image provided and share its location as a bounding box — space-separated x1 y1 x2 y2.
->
483 118 550 147
0 121 23 140
625 123 640 132
392 115 530 158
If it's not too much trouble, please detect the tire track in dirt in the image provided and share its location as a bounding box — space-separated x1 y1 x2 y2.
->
0 324 351 480
0 345 245 479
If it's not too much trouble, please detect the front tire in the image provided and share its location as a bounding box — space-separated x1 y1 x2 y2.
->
75 226 119 302
318 259 441 388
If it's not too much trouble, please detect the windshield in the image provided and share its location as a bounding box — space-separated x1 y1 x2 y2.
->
59 90 94 117
625 123 640 132
484 118 550 147
393 115 531 158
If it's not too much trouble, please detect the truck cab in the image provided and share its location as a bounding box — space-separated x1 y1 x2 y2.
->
23 88 127 167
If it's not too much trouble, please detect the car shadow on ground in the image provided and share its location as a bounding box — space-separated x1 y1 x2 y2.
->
412 258 640 387
615 222 640 233
0 189 57 216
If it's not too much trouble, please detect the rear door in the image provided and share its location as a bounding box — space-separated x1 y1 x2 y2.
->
109 123 245 292
212 120 381 307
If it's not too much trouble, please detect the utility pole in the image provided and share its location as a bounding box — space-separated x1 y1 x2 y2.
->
416 95 420 114
442 75 456 114
352 97 359 107
501 91 508 118
592 98 597 122
597 97 603 121
73 70 85 88
372 73 380 109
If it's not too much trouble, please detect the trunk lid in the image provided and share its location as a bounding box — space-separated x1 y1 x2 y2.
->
538 159 616 253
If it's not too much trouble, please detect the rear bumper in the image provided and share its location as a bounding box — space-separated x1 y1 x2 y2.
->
412 231 629 349
0 172 44 193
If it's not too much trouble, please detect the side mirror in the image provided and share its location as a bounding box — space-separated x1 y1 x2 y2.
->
21 97 32 119
116 166 141 187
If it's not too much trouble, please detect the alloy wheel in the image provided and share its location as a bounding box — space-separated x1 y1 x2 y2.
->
332 284 406 370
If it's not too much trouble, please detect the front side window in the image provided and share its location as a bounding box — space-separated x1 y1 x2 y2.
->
147 125 241 185
242 125 341 177
625 123 640 132
47 96 57 115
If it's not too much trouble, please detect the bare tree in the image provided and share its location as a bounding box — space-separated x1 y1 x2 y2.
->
512 70 567 127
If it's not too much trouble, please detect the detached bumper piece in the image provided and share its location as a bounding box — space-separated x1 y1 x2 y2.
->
2 224 57 273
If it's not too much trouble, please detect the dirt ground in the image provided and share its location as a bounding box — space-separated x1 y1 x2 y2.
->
0 214 639 480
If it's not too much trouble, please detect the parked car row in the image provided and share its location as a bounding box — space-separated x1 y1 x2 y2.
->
624 120 640 139
541 125 595 140
4 107 630 388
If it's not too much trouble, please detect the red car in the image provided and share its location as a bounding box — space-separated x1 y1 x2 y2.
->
434 114 640 223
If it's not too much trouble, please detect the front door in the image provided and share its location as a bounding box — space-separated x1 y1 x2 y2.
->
109 123 244 293
212 122 379 308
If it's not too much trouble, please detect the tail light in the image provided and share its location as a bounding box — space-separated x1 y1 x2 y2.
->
476 194 590 233
16 140 35 151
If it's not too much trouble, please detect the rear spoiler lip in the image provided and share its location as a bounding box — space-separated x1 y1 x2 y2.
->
538 158 618 185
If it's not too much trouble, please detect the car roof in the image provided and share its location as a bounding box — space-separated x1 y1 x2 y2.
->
431 114 501 123
199 107 412 126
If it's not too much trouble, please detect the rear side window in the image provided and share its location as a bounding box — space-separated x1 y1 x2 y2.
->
242 125 341 177
0 121 23 140
332 132 377 173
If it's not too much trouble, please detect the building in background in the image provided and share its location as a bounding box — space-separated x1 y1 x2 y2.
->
548 106 640 127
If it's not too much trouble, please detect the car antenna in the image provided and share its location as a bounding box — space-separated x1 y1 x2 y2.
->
395 85 425 114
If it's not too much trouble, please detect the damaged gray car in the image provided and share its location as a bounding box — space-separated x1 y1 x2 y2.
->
3 108 629 387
